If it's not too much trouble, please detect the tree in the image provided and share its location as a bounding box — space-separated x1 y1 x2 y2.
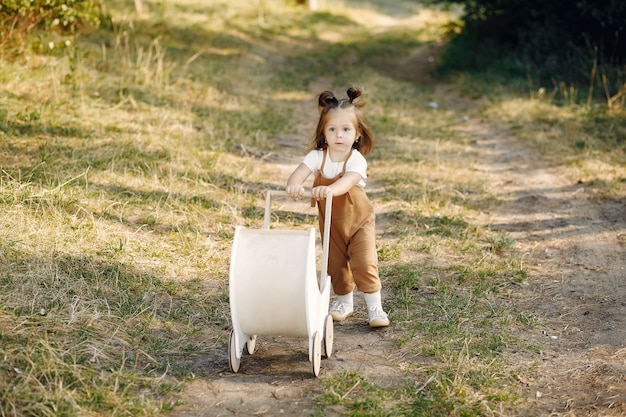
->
429 0 625 82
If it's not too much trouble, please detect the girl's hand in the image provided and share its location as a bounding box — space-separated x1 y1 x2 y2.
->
286 184 305 200
311 186 330 201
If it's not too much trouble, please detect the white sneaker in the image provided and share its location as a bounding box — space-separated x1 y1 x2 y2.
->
368 305 389 328
329 301 353 321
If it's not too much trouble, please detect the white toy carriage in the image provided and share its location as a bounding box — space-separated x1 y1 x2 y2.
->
228 190 334 377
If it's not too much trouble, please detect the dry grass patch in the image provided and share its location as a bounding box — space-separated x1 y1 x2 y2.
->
482 97 626 195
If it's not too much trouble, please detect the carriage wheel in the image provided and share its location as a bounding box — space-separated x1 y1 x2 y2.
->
245 335 257 355
228 329 241 373
311 331 322 377
323 314 334 358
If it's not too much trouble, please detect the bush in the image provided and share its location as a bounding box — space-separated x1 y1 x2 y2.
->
0 0 102 49
430 0 626 87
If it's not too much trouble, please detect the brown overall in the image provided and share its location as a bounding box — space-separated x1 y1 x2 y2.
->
312 149 381 296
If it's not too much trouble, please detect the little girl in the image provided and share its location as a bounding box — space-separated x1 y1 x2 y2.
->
286 87 389 328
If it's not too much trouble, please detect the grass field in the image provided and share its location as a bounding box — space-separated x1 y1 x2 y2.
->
1 0 624 415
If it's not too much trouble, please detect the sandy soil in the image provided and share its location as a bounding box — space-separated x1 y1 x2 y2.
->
463 119 626 416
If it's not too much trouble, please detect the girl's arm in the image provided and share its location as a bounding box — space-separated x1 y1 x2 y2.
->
286 163 312 199
311 171 361 201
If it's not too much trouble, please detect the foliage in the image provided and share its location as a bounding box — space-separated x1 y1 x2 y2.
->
0 0 102 49
430 0 626 91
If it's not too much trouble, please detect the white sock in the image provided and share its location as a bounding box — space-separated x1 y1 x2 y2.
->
336 292 353 307
363 291 382 308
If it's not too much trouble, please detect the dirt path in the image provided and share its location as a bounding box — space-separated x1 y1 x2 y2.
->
169 88 625 415
167 8 625 410
461 119 626 416
169 85 405 416
167 91 625 417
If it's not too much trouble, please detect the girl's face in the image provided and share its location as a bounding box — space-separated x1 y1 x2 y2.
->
323 108 360 159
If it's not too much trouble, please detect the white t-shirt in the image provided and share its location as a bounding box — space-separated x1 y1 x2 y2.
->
302 149 367 188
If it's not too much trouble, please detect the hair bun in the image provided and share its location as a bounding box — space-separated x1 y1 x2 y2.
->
346 87 362 103
318 91 338 107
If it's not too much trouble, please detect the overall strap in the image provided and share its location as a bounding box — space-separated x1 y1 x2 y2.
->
320 148 328 172
341 149 353 175
311 149 328 207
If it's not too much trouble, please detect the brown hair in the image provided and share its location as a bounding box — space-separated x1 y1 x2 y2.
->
308 87 374 156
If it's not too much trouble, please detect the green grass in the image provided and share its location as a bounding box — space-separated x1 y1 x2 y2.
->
1 0 624 416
